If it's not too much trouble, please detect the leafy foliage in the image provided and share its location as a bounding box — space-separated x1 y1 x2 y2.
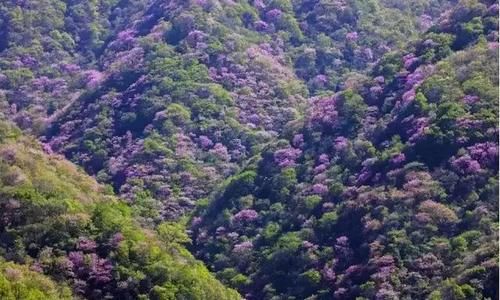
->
190 1 499 299
0 120 239 299
0 0 497 299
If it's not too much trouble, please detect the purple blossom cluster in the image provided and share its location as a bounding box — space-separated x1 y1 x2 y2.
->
467 142 498 168
308 96 339 127
198 135 214 149
265 9 283 22
450 154 482 175
186 30 208 47
207 43 301 132
254 20 269 31
413 253 444 276
274 147 302 168
346 31 359 41
333 136 349 152
392 64 435 109
232 241 253 254
400 116 430 143
389 153 406 166
419 14 434 31
292 134 304 148
68 251 113 289
403 53 419 70
462 94 480 105
77 237 97 252
109 29 137 50
233 209 259 222
83 70 105 89
312 183 329 195
253 0 265 9
312 74 329 88
210 143 231 161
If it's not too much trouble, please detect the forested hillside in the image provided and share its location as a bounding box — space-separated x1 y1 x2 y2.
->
1 0 457 221
0 120 239 299
191 1 500 299
0 0 497 299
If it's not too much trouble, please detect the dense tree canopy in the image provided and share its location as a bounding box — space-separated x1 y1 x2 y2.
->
190 1 499 299
0 120 239 299
0 0 497 299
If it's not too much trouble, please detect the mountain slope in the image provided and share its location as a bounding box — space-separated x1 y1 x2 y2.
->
190 1 499 299
0 120 240 299
0 260 73 299
1 0 457 222
0 0 497 299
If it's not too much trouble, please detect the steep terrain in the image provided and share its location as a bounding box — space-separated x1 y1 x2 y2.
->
2 0 456 221
190 1 499 299
0 0 498 299
0 120 239 299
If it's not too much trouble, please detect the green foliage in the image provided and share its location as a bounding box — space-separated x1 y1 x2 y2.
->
337 90 368 135
158 222 191 246
300 269 321 286
432 279 477 300
0 120 240 299
230 273 251 289
317 211 339 232
166 103 192 125
144 132 171 155
0 260 73 300
301 195 322 212
0 0 497 299
222 171 257 200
